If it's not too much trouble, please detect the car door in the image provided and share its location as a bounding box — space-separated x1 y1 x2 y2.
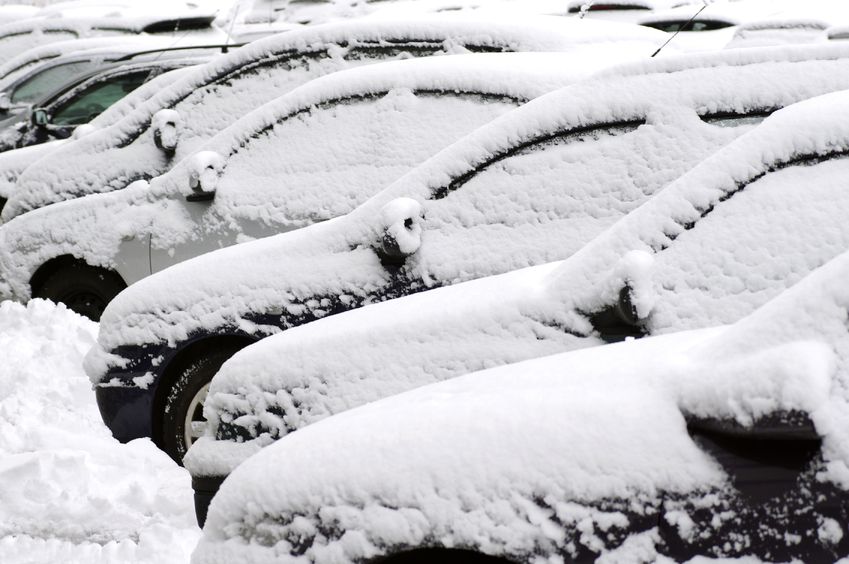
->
150 89 524 272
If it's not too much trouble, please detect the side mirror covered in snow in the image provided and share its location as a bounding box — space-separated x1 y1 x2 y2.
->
0 92 11 112
186 151 224 202
152 108 181 155
376 197 424 267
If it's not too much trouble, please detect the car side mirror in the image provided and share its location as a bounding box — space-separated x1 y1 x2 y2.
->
0 92 10 112
186 150 223 202
152 108 181 155
376 197 424 267
31 108 49 127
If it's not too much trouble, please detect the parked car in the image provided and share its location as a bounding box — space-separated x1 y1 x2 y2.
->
185 83 849 521
192 242 849 562
0 44 224 152
0 8 224 63
566 0 699 22
2 15 664 220
0 64 200 214
76 44 849 463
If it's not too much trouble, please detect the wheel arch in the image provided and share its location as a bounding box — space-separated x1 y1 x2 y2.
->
29 254 127 297
151 333 258 450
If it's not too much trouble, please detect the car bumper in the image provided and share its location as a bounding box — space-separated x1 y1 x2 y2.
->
93 342 172 444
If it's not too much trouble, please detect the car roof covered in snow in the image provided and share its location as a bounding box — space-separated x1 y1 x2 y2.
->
78 43 849 355
194 244 849 563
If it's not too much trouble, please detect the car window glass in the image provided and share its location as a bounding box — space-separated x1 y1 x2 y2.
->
51 70 150 126
213 90 521 228
648 157 849 333
413 116 752 284
10 60 95 104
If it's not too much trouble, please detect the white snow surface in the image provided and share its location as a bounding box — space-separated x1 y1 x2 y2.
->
193 240 849 562
2 15 666 220
84 45 849 372
0 299 199 564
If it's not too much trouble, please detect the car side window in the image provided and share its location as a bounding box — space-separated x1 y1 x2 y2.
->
51 70 150 126
213 90 521 228
10 60 95 104
648 155 849 333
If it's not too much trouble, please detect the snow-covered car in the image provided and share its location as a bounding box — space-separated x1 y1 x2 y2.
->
192 245 849 563
0 65 200 213
0 50 600 321
80 44 849 463
186 84 849 519
0 45 221 152
2 15 664 221
566 0 699 22
0 8 224 64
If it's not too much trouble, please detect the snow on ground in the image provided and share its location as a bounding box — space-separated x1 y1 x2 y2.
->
0 299 197 564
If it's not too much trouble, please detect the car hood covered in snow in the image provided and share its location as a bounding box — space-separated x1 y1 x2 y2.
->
193 242 849 563
84 44 849 374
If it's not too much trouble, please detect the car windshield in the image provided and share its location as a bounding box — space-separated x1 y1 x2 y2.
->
10 60 97 105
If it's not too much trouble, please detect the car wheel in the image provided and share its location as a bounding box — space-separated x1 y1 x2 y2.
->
34 262 126 321
160 346 241 464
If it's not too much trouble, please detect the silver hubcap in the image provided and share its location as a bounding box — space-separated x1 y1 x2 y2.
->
184 383 210 449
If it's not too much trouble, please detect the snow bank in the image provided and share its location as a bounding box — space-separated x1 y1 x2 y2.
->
0 299 198 563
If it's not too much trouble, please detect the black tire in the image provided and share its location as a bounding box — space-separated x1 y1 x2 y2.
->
160 346 243 464
34 262 126 321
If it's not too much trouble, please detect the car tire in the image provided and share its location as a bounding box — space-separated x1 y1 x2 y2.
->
34 262 126 321
160 346 242 464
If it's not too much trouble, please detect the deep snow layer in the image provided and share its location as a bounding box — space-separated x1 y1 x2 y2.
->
0 299 198 564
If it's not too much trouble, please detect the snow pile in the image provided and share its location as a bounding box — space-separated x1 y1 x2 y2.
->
0 299 198 564
84 46 849 368
194 243 849 562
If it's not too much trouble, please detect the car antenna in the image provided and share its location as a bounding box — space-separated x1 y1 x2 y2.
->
651 2 709 57
223 3 241 54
